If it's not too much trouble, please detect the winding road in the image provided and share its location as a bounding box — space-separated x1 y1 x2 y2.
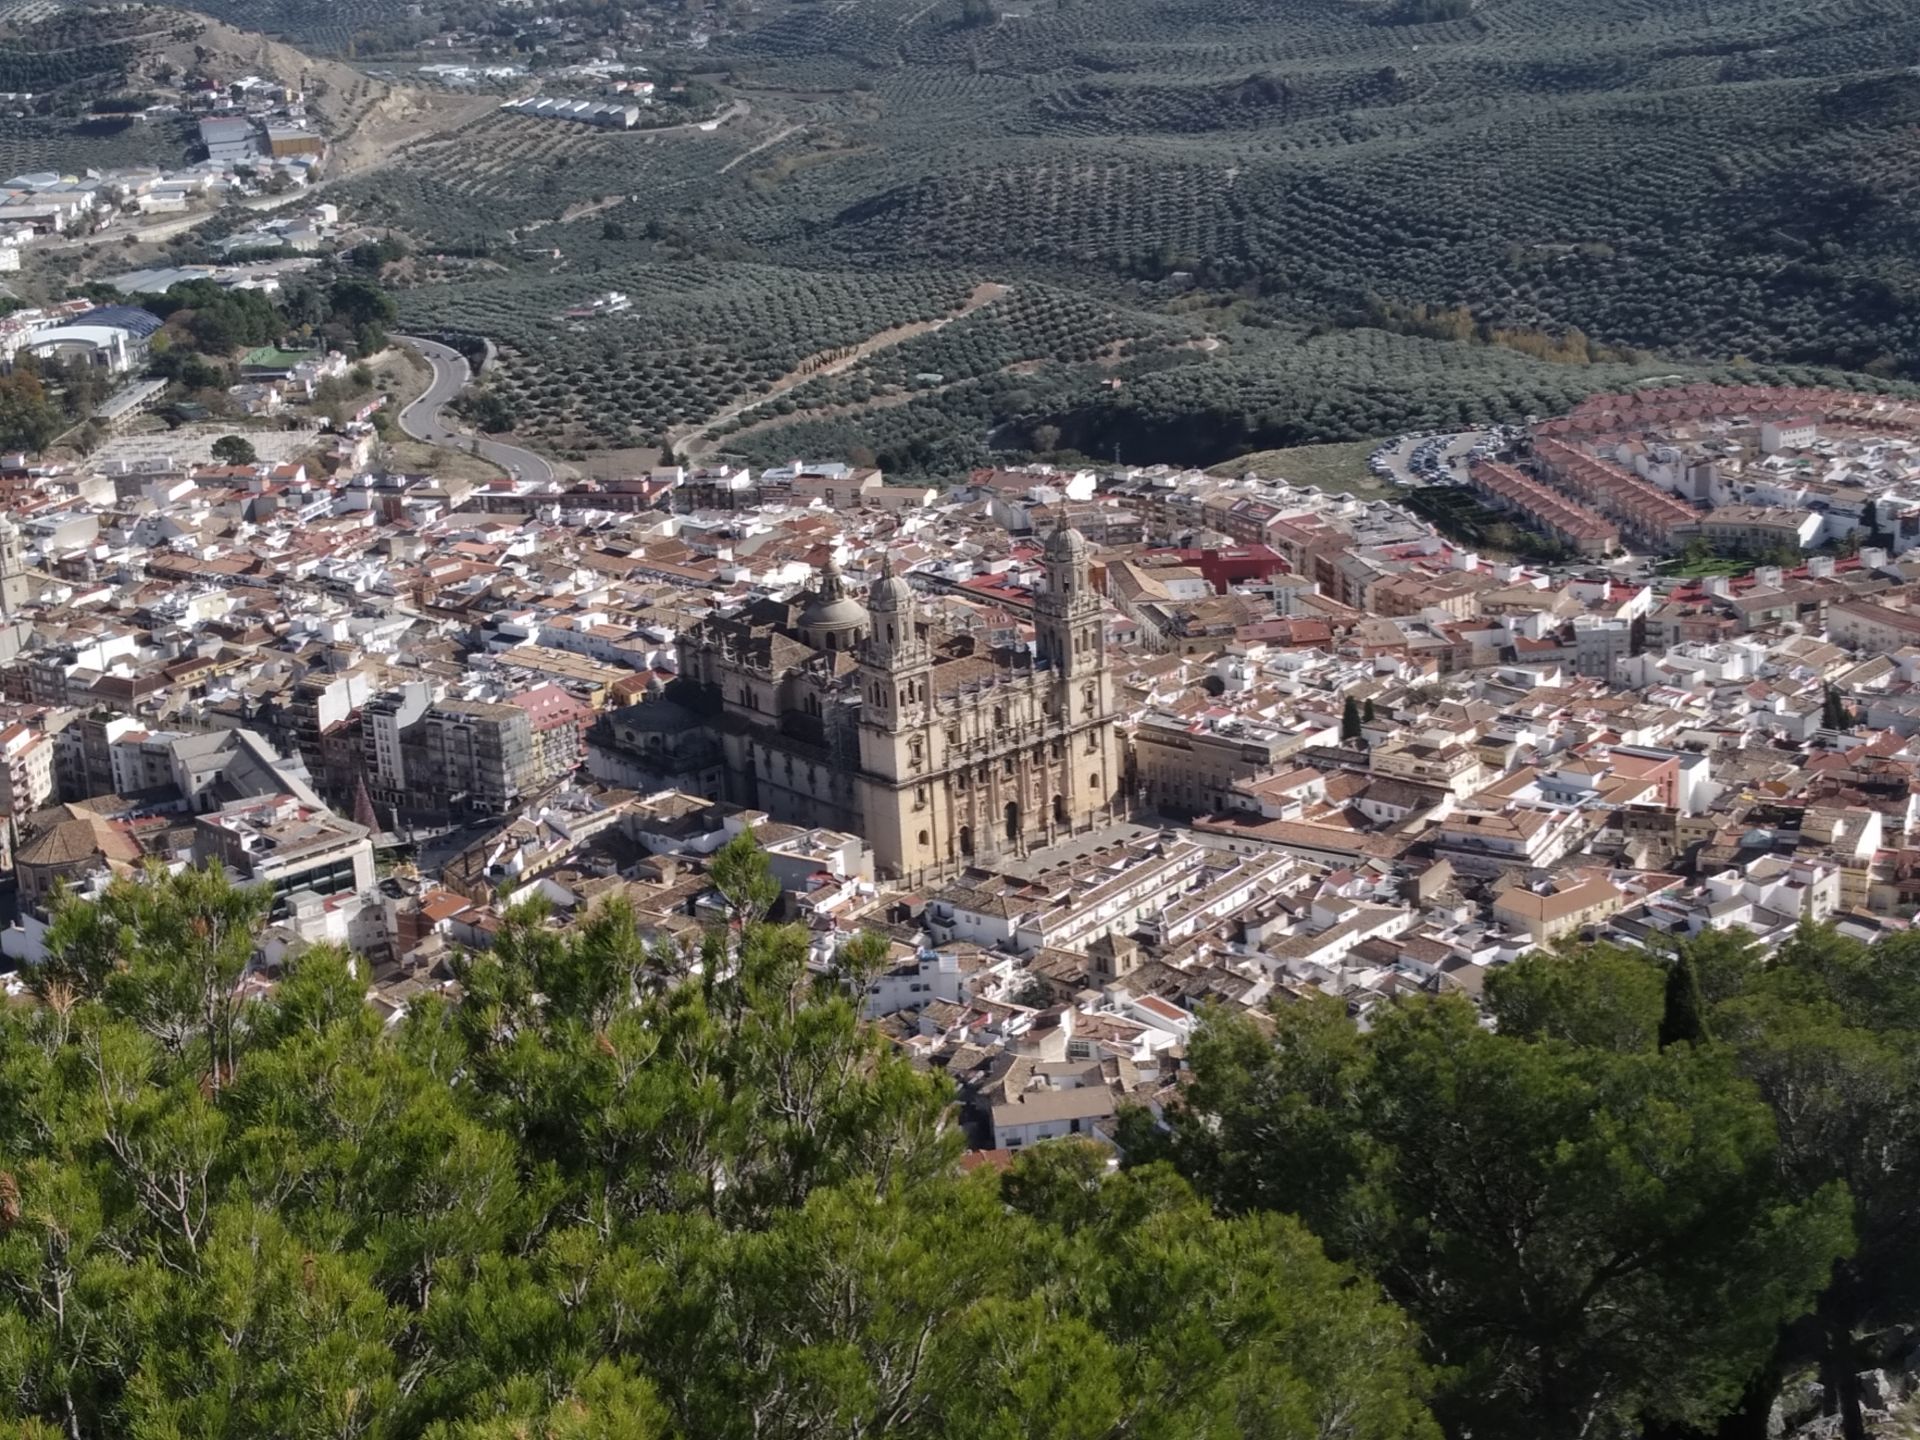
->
395 335 557 485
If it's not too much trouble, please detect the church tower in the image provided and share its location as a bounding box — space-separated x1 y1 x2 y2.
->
1034 517 1121 830
859 557 930 733
1035 518 1103 679
856 558 938 880
0 514 29 617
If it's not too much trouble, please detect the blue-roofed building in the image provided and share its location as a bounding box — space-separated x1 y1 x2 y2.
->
72 305 164 339
14 305 164 375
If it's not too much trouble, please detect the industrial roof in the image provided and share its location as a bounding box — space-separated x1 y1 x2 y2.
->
73 304 163 337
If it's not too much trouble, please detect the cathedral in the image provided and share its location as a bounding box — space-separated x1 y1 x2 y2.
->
669 522 1125 883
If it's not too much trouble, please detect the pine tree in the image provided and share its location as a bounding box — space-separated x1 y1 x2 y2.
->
1342 695 1364 744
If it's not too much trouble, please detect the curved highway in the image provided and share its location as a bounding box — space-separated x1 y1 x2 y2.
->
395 334 557 485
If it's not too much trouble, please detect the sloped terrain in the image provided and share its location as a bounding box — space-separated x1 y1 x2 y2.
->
344 0 1920 467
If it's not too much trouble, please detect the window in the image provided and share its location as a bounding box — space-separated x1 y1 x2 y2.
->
993 705 1005 728
918 829 929 846
1089 772 1101 792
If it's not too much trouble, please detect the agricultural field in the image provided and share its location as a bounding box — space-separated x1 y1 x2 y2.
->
398 259 978 450
138 0 418 52
340 0 1920 472
0 113 193 180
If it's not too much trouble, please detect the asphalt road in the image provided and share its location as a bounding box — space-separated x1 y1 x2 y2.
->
395 334 557 485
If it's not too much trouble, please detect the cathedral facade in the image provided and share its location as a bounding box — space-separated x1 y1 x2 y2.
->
669 525 1124 883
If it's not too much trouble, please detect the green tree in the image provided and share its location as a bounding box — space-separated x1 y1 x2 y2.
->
329 276 398 336
1160 994 1851 1440
1821 683 1852 732
1341 694 1364 744
0 368 63 452
1485 941 1667 1052
0 839 1453 1440
210 434 256 465
1712 922 1920 1440
1660 946 1712 1049
44 863 271 1090
708 829 780 930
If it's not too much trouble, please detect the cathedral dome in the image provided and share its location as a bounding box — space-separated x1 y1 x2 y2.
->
798 554 870 645
1044 519 1089 562
800 593 871 631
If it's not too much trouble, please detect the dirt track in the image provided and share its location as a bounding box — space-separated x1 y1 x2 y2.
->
671 281 1010 459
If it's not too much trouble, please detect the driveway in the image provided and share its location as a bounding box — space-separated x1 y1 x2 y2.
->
394 334 557 485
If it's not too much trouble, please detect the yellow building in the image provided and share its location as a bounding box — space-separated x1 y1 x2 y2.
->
665 525 1124 883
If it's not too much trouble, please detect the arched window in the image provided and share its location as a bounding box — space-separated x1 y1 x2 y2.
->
918 829 929 847
1004 801 1020 841
1088 772 1101 793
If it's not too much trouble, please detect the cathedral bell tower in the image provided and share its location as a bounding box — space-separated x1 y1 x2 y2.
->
0 514 29 618
858 557 930 733
1034 517 1102 679
855 557 940 882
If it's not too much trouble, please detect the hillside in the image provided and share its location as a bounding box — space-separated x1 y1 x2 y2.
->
0 4 493 186
214 0 1920 469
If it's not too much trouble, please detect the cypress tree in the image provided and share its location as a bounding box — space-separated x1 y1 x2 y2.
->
1659 950 1710 1049
1820 684 1850 732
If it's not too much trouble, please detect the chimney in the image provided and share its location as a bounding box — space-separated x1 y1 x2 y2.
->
1805 555 1835 579
1755 565 1784 589
1703 575 1732 599
1861 547 1889 571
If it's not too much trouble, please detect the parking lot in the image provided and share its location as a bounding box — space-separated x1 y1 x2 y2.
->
1369 426 1523 487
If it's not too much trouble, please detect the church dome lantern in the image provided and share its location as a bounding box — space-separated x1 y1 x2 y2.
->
797 553 870 651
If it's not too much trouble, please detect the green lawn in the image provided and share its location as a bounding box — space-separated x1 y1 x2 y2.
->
1663 555 1750 579
1207 439 1392 499
242 346 321 371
